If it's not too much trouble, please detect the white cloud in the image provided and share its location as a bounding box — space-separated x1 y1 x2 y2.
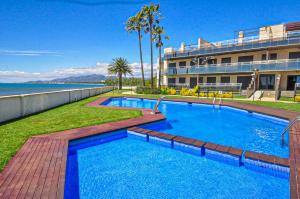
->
0 50 60 56
0 62 157 83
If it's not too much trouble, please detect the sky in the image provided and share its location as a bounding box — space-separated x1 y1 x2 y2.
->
1 0 300 82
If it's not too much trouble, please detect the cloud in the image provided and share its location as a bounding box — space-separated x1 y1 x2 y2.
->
0 62 157 83
0 50 60 56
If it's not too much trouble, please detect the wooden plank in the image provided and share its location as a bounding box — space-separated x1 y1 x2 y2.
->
31 140 59 198
19 139 55 199
0 138 42 198
40 138 61 198
13 139 53 199
56 141 68 199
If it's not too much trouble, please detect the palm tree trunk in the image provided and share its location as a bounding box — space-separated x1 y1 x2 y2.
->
150 23 154 89
138 30 145 87
118 73 122 90
158 46 162 89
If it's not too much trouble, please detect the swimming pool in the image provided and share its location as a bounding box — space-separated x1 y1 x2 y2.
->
103 97 289 158
64 130 289 199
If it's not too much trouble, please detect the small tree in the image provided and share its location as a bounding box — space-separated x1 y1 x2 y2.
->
108 57 132 90
153 25 168 89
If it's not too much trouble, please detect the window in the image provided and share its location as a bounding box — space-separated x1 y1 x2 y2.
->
190 77 197 88
168 63 176 68
207 77 216 83
287 75 300 90
179 61 186 68
270 53 277 60
238 56 253 62
289 52 300 59
221 57 231 64
237 76 252 89
262 53 277 60
167 78 176 84
221 76 230 83
179 77 186 84
190 61 196 66
259 74 275 90
207 59 217 65
198 77 204 83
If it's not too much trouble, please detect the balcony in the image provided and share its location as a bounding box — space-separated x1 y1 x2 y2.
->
165 59 300 75
164 35 300 60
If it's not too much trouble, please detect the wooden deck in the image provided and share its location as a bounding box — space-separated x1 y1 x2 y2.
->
0 137 68 199
0 96 299 199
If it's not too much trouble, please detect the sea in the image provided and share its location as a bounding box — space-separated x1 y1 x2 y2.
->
0 83 104 96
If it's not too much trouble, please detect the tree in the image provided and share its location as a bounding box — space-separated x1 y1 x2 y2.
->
142 3 161 89
107 57 132 90
153 25 168 89
125 12 146 86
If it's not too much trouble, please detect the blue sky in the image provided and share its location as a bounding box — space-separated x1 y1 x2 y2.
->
1 0 300 82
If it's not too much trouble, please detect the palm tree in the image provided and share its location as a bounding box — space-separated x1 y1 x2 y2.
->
153 26 168 89
108 57 132 90
142 3 161 89
125 12 146 86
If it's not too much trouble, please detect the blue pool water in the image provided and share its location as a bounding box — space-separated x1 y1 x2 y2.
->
103 97 289 158
0 83 104 96
65 131 289 199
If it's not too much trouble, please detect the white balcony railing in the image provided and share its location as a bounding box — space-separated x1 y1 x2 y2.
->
165 59 300 75
164 35 300 59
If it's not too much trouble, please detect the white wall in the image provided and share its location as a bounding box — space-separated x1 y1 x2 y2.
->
0 86 113 123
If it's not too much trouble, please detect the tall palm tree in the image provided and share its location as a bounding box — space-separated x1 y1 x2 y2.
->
153 26 168 89
108 57 132 90
142 3 161 89
125 12 146 86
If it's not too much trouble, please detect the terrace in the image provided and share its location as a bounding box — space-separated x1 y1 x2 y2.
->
164 34 300 60
165 59 300 75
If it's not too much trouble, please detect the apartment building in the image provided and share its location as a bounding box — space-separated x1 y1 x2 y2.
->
161 22 300 97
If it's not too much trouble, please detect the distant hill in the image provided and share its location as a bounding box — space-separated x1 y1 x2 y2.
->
27 74 111 83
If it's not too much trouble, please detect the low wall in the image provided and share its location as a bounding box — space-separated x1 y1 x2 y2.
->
0 86 114 123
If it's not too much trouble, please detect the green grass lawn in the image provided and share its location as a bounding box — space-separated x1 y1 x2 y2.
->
0 93 141 171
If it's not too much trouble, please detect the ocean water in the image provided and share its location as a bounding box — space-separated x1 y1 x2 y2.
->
103 97 289 158
0 83 104 96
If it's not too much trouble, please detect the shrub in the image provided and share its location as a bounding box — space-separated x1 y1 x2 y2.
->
167 88 177 95
160 87 168 95
295 96 300 102
180 87 190 96
136 86 161 94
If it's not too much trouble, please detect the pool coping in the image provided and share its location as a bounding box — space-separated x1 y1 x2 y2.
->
0 96 299 199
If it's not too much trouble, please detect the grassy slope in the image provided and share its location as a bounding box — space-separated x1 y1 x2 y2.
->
0 93 141 171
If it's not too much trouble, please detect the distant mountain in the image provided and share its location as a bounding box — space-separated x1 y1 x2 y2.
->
27 74 110 83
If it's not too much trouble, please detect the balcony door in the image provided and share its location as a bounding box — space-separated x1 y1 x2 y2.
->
237 76 252 89
190 77 197 88
287 75 300 90
259 74 275 90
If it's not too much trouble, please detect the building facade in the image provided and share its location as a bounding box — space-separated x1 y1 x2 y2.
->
161 22 300 97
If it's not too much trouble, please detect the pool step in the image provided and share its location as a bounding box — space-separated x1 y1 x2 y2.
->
127 127 290 179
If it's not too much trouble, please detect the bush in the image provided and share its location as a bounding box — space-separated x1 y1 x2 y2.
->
180 88 191 96
136 86 161 94
295 96 300 102
167 88 177 95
